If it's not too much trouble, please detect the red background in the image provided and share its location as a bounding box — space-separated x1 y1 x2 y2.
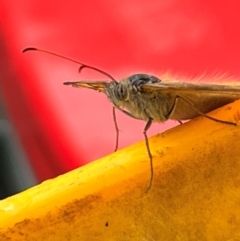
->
0 0 240 182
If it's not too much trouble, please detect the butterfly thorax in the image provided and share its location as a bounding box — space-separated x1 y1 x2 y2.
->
104 75 175 122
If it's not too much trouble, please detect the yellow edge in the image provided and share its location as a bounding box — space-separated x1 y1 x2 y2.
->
0 100 240 240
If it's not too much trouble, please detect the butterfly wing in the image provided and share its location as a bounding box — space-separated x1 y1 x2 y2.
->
140 81 240 120
141 81 240 93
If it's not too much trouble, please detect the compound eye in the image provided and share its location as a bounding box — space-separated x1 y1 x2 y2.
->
114 84 127 100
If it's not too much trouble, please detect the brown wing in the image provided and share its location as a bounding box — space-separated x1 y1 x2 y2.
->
63 81 107 92
141 81 240 94
141 81 240 120
141 81 240 102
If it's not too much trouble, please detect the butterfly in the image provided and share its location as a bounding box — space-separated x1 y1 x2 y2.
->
23 47 240 191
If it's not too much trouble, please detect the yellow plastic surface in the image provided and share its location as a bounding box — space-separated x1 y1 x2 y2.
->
0 100 240 241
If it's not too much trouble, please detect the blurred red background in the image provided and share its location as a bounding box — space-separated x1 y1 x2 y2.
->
0 0 240 189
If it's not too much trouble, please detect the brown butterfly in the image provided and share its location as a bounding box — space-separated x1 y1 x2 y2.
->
23 47 240 191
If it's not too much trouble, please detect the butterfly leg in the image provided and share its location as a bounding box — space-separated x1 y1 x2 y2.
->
167 95 236 126
112 106 143 152
177 120 183 125
143 118 154 193
112 105 154 192
113 107 119 152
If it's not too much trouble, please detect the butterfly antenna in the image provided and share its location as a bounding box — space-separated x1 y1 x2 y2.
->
22 47 118 83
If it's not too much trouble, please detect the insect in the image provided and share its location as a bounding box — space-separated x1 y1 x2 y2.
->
23 47 240 191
